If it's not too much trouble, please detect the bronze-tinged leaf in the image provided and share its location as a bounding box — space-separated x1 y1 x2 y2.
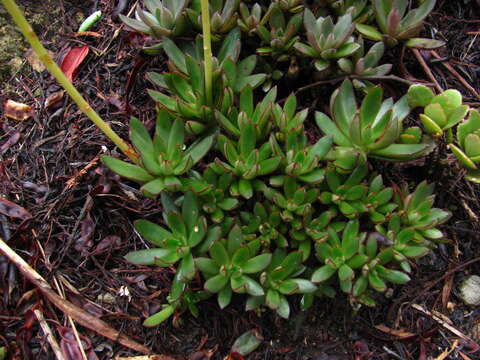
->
44 91 65 109
4 100 34 121
374 324 416 339
0 198 32 220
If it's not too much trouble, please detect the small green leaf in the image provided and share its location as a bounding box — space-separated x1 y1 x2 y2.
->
141 178 166 195
377 266 411 284
125 248 176 266
407 84 434 108
143 305 175 327
368 270 387 292
218 286 232 309
101 156 154 182
205 274 228 293
450 144 478 170
134 220 173 247
402 246 429 258
210 242 230 266
312 264 337 283
231 329 263 356
266 289 280 309
243 276 265 296
355 23 383 41
242 253 272 274
162 37 187 73
338 264 354 282
239 179 253 199
177 253 195 281
195 257 219 275
405 38 444 49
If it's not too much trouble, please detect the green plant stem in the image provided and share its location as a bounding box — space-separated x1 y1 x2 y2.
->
200 0 213 106
1 0 139 164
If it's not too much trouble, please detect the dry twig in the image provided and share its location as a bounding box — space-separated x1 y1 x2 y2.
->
0 236 151 355
34 309 66 360
411 48 443 92
412 303 477 345
430 50 480 100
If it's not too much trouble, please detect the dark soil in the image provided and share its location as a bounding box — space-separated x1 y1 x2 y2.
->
1 0 480 359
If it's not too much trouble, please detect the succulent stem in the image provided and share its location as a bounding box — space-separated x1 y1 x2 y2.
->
1 0 139 164
200 0 213 106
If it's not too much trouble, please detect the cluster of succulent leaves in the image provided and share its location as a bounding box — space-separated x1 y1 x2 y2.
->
100 0 480 327
120 0 444 79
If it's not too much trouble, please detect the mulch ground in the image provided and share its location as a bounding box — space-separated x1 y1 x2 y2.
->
1 0 480 359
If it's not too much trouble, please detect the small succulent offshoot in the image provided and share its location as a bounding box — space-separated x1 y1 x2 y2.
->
119 0 188 39
295 10 360 73
450 110 480 183
187 0 240 39
355 0 444 49
408 84 469 141
101 113 216 196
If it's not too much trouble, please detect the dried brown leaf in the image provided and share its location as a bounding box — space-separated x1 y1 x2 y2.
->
0 198 32 220
45 91 65 109
91 235 121 255
0 131 20 154
4 100 34 121
374 324 416 339
75 214 95 255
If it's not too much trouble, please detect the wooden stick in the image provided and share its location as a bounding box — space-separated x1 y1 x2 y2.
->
411 48 443 93
430 50 480 100
411 303 477 345
34 309 66 360
0 236 151 355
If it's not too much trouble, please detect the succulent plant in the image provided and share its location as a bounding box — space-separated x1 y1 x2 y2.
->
315 80 433 171
255 3 303 62
327 0 373 23
312 220 368 294
147 36 235 133
212 119 282 199
147 30 267 133
380 181 451 262
94 0 455 328
271 93 308 140
241 202 289 248
273 0 304 13
269 132 332 184
355 0 444 49
350 231 411 306
215 85 276 139
101 114 215 196
337 38 392 88
187 0 240 39
195 225 271 308
262 177 318 225
246 249 316 318
295 10 360 73
238 2 264 35
125 192 220 325
185 167 242 223
450 110 480 183
319 165 397 223
119 0 188 39
312 220 412 305
408 84 469 140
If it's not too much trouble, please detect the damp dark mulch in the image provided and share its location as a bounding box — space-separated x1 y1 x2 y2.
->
1 0 480 359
